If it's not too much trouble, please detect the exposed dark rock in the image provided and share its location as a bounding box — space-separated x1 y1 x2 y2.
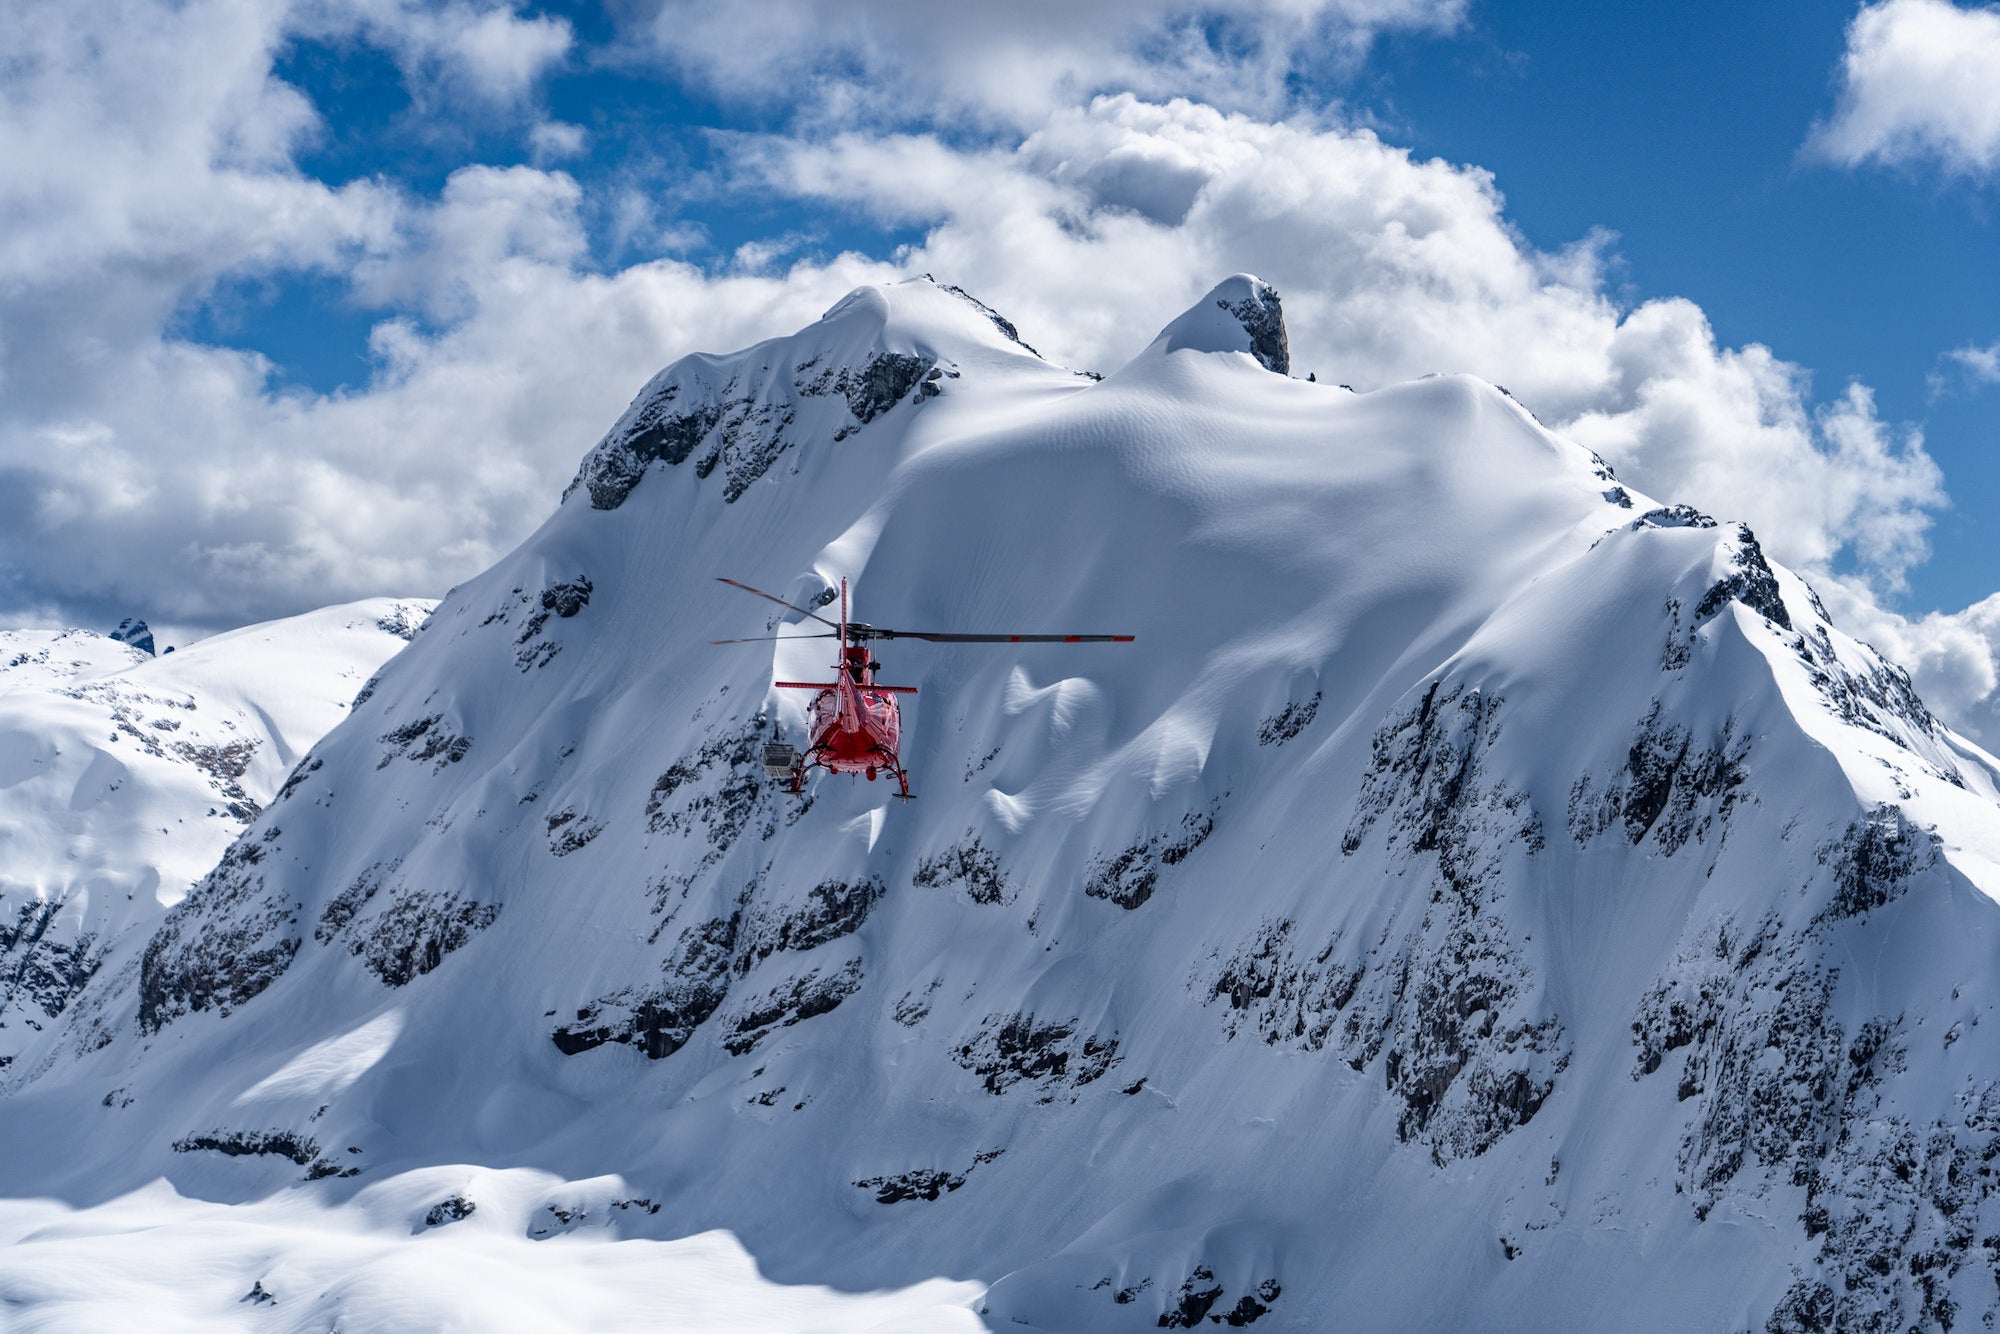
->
736 877 884 974
172 738 261 821
1567 703 1750 856
952 1012 1119 1101
424 1195 476 1227
893 980 940 1027
721 959 863 1055
375 604 429 640
274 755 324 805
914 835 1010 905
1814 806 1937 923
1218 281 1289 375
340 889 500 988
1794 622 1949 764
513 576 593 670
1634 504 1718 531
854 1150 1003 1204
109 617 155 655
1257 692 1320 746
0 898 100 1031
1214 1282 1282 1326
314 862 394 944
545 807 604 857
1629 827 2000 1334
172 1128 353 1178
571 341 939 510
941 282 1041 356
1085 810 1215 909
646 716 795 870
139 834 299 1033
1330 681 1565 1162
376 714 471 771
553 913 739 1059
1765 1280 1837 1334
1209 918 1358 1051
834 353 932 424
1691 523 1791 631
1158 1265 1224 1328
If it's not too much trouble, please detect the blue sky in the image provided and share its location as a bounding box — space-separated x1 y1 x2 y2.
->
4 0 2000 731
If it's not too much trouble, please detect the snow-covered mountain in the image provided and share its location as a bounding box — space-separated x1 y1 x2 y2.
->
0 600 431 1070
5 276 2000 1332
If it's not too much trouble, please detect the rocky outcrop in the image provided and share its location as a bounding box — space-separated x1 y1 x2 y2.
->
913 835 1010 905
138 831 299 1034
1567 702 1750 856
735 877 884 974
376 714 471 772
854 1150 1003 1204
570 350 939 510
552 913 739 1059
952 1012 1120 1101
109 617 155 655
1218 281 1289 375
1083 809 1214 909
720 959 864 1056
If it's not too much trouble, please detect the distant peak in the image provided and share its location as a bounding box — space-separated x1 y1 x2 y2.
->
1148 274 1290 375
109 617 154 656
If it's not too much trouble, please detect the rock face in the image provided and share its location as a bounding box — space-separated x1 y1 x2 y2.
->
109 618 155 656
4 277 2000 1334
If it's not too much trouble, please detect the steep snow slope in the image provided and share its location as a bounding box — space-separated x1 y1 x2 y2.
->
0 628 151 693
0 600 432 1068
6 277 2000 1332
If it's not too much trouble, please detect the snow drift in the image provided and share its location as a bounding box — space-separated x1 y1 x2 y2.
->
4 275 1999 1332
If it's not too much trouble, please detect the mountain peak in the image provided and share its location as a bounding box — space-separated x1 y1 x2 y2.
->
1144 273 1290 375
109 616 154 656
567 277 1065 512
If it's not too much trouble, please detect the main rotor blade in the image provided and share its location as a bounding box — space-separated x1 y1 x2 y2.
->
708 633 839 645
856 628 1134 644
716 578 842 631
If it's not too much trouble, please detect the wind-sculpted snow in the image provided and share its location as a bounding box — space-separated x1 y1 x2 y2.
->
8 276 2000 1331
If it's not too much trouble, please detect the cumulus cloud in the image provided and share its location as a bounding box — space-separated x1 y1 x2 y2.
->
623 0 1468 125
294 0 573 106
1811 0 2000 175
1933 340 2000 395
0 0 619 629
5 2 1997 741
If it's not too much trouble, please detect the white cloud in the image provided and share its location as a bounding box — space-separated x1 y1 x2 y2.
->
294 0 573 106
625 0 1468 126
528 119 587 164
3 3 1994 743
1812 0 2000 175
1941 340 2000 389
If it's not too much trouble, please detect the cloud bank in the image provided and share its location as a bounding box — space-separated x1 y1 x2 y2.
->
1812 0 2000 176
625 0 1469 126
4 0 1998 741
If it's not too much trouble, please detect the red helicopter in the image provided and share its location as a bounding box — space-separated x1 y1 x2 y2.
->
713 577 1133 799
